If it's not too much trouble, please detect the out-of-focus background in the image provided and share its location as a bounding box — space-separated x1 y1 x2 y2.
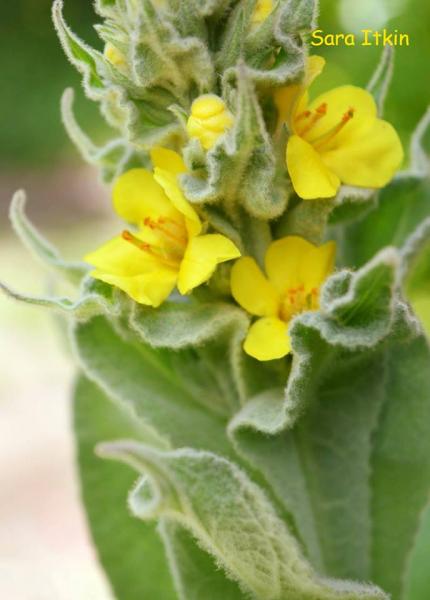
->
1 0 429 598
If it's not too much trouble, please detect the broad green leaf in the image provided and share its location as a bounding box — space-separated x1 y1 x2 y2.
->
228 249 411 581
159 521 244 600
371 335 430 599
130 300 248 350
404 500 430 600
9 191 87 285
130 300 250 406
73 375 176 600
99 442 387 600
72 315 236 454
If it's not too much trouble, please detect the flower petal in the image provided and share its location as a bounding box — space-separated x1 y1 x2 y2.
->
321 118 404 188
150 147 187 175
85 236 155 277
286 135 340 199
304 85 377 144
231 256 279 317
244 317 291 361
178 234 241 295
275 56 325 130
113 168 180 224
154 168 202 238
265 236 336 293
92 268 177 307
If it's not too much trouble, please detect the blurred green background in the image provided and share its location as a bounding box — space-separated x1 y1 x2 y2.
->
0 2 429 598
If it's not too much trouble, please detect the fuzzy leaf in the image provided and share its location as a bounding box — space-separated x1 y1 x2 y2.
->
370 334 430 598
404 500 430 600
227 250 416 581
52 0 105 98
61 88 137 182
73 376 177 600
130 300 248 350
99 442 387 600
159 521 244 599
0 276 121 321
72 315 237 452
9 191 87 285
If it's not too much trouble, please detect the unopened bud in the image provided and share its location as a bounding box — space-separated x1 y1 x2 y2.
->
251 0 274 25
186 95 234 150
104 43 127 68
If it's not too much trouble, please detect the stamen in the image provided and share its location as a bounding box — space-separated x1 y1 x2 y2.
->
295 109 312 123
313 107 355 150
297 103 327 136
122 230 180 268
143 217 187 247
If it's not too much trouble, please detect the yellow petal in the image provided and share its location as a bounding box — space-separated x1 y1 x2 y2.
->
113 169 180 224
85 236 155 277
304 85 377 145
321 118 404 188
178 234 241 295
286 135 340 199
231 256 279 317
92 268 177 307
244 317 291 361
150 147 187 175
275 56 325 129
305 55 326 87
251 0 274 24
265 236 336 293
154 168 202 238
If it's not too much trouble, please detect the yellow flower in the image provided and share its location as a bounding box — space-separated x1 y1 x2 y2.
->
85 148 241 307
186 95 234 150
231 236 336 361
251 0 274 25
275 56 404 200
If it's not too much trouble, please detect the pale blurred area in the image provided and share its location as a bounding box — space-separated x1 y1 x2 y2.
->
0 170 116 599
1 0 429 598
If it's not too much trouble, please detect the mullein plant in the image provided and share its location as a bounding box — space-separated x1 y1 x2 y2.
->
3 0 430 598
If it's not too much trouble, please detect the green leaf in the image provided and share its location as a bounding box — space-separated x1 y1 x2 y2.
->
130 300 248 350
73 375 176 600
160 521 244 599
61 88 136 182
404 500 430 600
72 315 236 454
0 276 122 320
99 442 387 600
228 250 413 582
9 191 87 285
370 334 430 599
52 0 105 98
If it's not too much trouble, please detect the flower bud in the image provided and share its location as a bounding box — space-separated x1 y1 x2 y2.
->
251 0 274 25
186 95 234 150
104 43 126 69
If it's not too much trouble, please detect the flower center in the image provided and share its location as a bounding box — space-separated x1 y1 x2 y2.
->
121 228 183 269
296 103 355 149
279 284 319 322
